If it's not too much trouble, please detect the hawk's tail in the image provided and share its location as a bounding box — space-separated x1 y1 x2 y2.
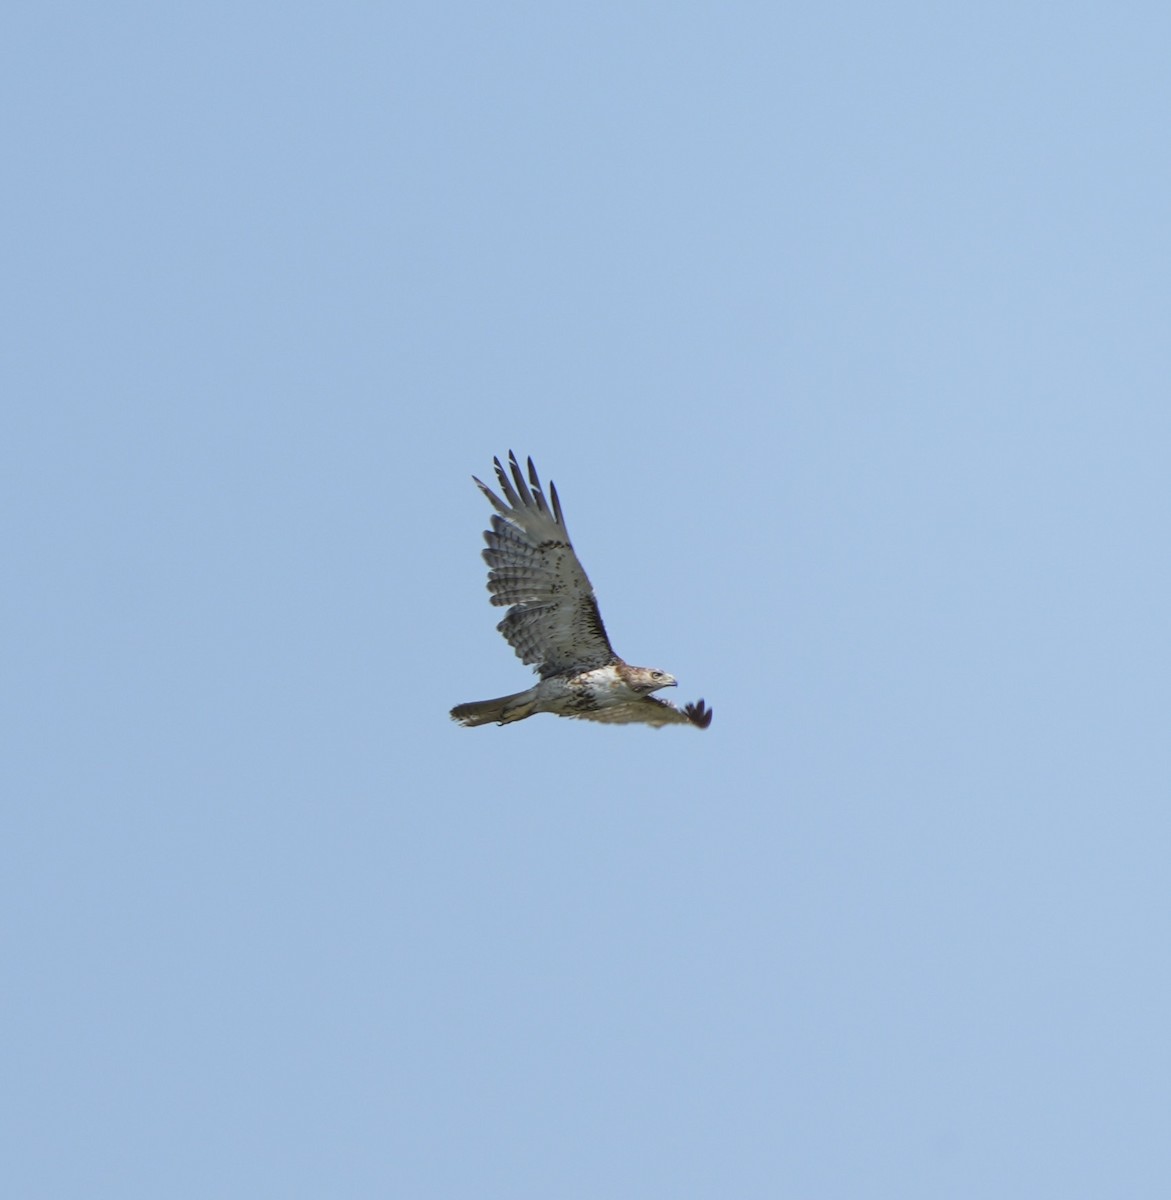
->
450 687 538 727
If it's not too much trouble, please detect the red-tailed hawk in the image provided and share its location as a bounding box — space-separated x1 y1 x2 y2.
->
451 452 712 729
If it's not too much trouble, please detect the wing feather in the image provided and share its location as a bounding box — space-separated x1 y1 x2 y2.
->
567 697 714 728
472 452 616 676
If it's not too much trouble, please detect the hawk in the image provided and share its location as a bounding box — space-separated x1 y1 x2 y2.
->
451 452 712 729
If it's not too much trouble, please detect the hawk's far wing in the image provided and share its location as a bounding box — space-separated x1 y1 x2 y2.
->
568 697 714 729
475 452 616 677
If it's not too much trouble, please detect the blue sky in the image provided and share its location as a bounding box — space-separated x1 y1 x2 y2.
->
4 3 1170 1196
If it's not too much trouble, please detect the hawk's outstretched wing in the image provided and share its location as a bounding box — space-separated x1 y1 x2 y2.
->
474 452 616 677
565 697 714 729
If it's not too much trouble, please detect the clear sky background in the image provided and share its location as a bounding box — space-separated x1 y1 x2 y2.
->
4 3 1170 1197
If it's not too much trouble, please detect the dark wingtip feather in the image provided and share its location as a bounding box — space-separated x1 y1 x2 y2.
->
526 456 549 514
493 455 521 507
508 450 534 507
473 473 512 518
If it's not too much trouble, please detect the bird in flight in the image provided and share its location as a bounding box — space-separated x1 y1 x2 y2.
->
451 452 712 729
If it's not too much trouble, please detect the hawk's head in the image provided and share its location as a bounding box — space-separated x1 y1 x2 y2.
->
625 666 677 695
